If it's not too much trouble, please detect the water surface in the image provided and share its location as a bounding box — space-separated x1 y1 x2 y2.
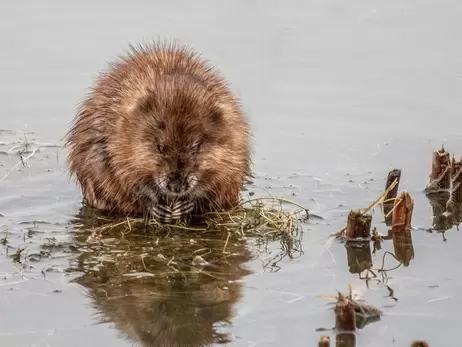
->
1 1 462 346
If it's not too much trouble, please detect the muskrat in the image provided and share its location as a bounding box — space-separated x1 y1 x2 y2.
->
65 41 252 222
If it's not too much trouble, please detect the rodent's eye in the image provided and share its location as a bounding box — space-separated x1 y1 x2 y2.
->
157 144 165 154
191 142 201 155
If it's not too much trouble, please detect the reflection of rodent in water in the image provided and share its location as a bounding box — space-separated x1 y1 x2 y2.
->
70 206 253 347
65 41 252 221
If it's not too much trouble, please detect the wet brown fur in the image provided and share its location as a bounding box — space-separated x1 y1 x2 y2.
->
65 41 252 218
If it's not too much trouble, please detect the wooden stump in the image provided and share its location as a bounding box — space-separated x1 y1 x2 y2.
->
392 191 414 232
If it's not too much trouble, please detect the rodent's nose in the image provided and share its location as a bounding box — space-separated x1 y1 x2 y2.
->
166 174 189 194
167 180 181 193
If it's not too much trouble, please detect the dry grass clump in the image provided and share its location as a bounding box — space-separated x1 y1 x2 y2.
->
84 196 309 247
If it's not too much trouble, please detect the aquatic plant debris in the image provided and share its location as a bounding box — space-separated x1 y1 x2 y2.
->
84 196 308 248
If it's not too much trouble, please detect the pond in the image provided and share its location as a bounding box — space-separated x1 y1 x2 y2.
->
1 1 461 346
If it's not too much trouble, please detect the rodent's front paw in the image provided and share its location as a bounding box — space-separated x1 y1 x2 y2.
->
151 199 194 223
170 200 195 219
151 204 173 223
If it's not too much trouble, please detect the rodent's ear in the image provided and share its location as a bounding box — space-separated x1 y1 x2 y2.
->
211 103 230 125
123 89 157 115
137 93 158 114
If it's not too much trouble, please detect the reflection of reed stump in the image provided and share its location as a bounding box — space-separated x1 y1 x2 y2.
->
346 211 372 240
426 147 451 192
392 191 414 232
346 243 372 274
392 230 414 266
426 191 451 231
336 333 355 347
383 169 402 225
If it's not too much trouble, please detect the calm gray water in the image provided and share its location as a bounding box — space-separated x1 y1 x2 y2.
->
1 1 462 346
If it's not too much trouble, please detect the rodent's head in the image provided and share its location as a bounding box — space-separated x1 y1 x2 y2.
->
128 81 233 199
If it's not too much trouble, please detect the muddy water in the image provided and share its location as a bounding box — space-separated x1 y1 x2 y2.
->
1 1 462 346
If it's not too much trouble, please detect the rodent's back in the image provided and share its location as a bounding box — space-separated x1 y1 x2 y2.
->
66 42 252 218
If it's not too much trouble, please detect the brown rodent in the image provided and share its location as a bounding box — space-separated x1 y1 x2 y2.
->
65 41 252 222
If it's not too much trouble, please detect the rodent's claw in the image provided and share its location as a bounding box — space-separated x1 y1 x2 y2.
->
170 200 195 219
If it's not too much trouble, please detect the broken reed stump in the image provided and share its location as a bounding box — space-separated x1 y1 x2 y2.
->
346 210 372 239
334 287 382 333
391 191 414 232
383 169 402 224
447 156 462 212
335 292 356 332
444 157 462 227
392 230 414 266
318 336 330 347
427 147 451 192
